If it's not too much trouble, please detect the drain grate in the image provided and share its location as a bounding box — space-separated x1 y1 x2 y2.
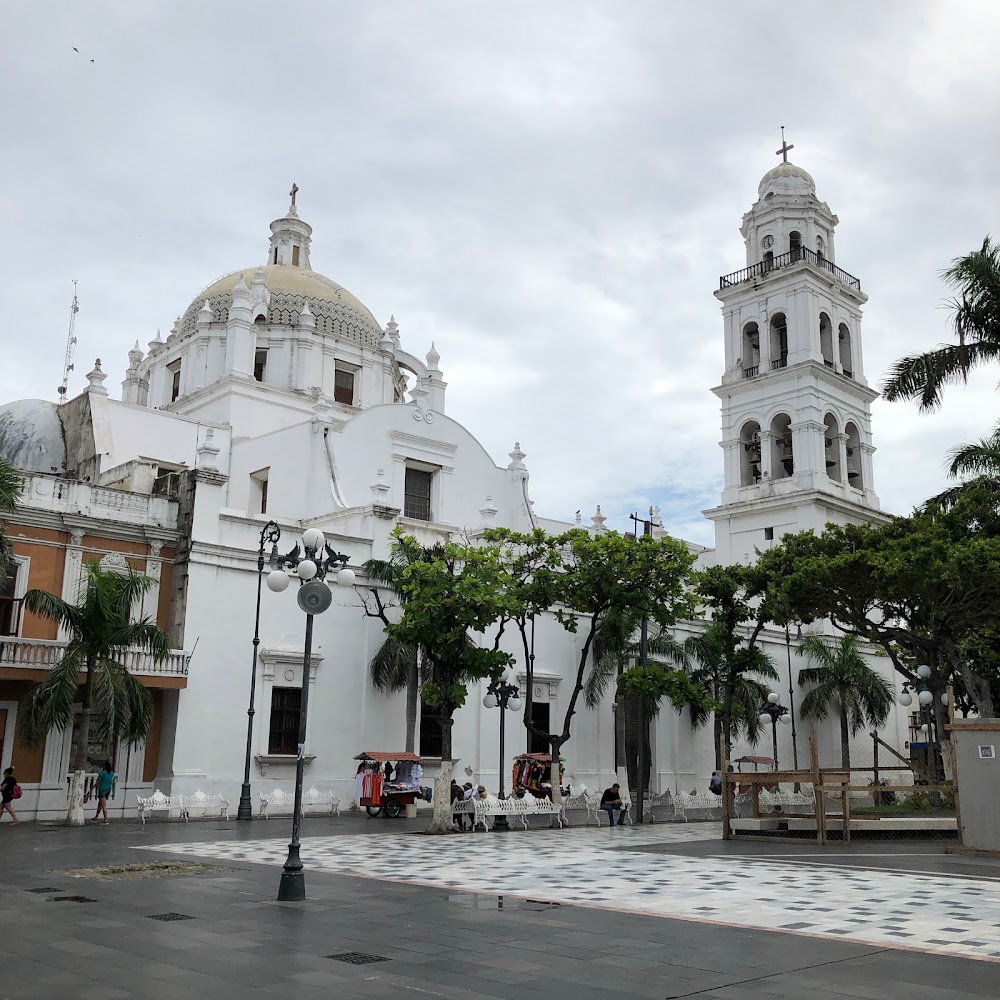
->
147 912 196 922
26 887 63 894
326 953 389 965
48 896 97 903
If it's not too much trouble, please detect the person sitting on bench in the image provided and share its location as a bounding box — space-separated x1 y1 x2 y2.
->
600 783 628 827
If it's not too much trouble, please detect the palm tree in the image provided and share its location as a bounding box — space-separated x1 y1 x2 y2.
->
584 606 687 794
363 537 445 753
796 634 894 769
683 623 778 769
0 457 23 587
22 562 171 825
946 421 1000 479
882 237 1000 409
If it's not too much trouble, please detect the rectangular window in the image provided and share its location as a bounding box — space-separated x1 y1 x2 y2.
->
0 563 22 637
529 702 550 755
404 467 433 521
268 687 301 755
291 245 300 266
419 701 443 758
251 469 269 515
334 367 355 406
254 349 268 382
764 527 774 541
167 360 182 402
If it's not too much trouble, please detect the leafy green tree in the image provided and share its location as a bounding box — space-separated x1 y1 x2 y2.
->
22 562 171 825
386 538 518 832
882 237 1000 409
0 457 23 587
360 534 446 753
796 634 894 769
690 564 780 766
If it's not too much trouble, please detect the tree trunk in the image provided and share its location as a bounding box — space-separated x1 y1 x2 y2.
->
614 687 626 776
404 656 419 754
713 712 724 772
549 736 564 827
839 706 851 771
427 714 456 834
624 691 640 797
67 657 96 826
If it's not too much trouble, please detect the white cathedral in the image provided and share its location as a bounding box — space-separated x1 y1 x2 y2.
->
0 156 912 820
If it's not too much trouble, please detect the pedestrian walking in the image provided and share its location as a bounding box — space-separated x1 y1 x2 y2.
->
92 760 115 825
1 766 19 824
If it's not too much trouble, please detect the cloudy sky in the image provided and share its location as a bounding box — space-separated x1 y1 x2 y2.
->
2 1 998 545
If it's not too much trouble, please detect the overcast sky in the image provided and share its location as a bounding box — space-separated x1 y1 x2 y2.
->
2 1 998 545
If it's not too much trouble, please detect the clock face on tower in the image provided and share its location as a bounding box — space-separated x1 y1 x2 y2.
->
761 235 774 250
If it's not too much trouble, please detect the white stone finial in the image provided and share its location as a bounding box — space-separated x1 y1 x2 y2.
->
591 505 607 533
86 359 108 396
298 300 315 329
386 315 400 346
128 340 144 367
147 329 163 354
574 509 583 528
369 467 391 502
197 300 213 325
507 442 526 471
379 328 394 352
167 316 180 340
197 427 221 471
479 495 499 528
426 342 441 370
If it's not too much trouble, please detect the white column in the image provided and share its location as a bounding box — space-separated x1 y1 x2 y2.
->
141 541 164 623
58 530 85 641
837 433 849 485
759 430 773 481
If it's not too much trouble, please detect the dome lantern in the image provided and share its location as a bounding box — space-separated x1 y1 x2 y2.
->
268 183 313 269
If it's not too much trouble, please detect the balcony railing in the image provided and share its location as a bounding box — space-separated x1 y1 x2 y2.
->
742 365 759 379
720 247 862 292
0 637 189 678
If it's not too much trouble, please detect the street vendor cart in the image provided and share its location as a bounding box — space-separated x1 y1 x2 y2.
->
510 752 570 801
354 751 429 818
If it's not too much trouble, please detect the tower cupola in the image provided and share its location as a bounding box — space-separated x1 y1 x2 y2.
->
267 183 313 269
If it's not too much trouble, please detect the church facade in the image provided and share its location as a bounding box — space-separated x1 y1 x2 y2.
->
0 161 913 819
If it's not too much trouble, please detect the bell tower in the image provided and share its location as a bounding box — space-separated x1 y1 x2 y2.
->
704 141 884 564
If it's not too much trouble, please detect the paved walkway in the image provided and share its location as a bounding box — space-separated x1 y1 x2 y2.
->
0 816 997 999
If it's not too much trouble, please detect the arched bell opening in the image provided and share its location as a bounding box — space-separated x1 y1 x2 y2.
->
789 230 802 261
839 323 853 378
770 413 793 479
769 313 788 370
742 322 760 376
845 422 863 488
819 312 834 369
740 420 762 486
824 413 842 482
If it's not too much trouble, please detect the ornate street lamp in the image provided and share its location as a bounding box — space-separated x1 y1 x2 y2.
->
266 526 355 902
238 521 282 821
758 691 792 770
898 664 948 783
483 670 521 831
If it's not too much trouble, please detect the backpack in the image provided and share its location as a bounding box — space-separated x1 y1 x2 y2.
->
12 784 22 800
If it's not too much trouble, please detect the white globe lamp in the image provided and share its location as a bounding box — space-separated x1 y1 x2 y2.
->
302 527 325 551
296 559 317 581
918 689 934 706
483 692 497 709
336 566 356 587
767 692 780 705
898 690 912 707
916 664 932 680
758 712 771 726
509 694 522 712
779 712 792 725
266 570 290 593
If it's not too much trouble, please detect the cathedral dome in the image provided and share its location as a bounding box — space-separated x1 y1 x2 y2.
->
757 161 816 199
177 265 385 347
0 399 67 474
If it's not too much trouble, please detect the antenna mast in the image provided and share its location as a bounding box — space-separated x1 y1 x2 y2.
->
58 281 79 404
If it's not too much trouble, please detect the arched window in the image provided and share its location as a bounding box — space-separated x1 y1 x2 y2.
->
742 322 760 376
845 422 863 488
770 413 793 479
816 235 825 262
789 231 802 261
824 413 842 482
819 312 834 368
769 313 788 370
838 323 853 378
740 421 762 486
763 250 774 271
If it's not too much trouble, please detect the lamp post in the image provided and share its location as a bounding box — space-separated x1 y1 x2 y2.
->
265 526 355 902
483 670 521 831
897 664 947 784
758 692 792 770
238 521 282 821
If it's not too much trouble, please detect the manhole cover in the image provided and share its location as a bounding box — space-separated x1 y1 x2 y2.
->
26 887 63 894
48 896 97 903
326 953 389 965
147 912 196 921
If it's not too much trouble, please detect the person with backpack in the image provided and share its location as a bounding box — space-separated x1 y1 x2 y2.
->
1 766 19 824
92 761 115 825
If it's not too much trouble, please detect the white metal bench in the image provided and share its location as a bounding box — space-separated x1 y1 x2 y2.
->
672 791 724 822
182 790 230 822
563 789 602 826
454 795 565 830
137 789 184 824
258 787 340 820
758 788 813 813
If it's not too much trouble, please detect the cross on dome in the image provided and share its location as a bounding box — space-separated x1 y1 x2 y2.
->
289 182 299 206
775 126 794 163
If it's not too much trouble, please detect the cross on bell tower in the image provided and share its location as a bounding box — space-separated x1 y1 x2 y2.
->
775 126 794 163
289 182 299 207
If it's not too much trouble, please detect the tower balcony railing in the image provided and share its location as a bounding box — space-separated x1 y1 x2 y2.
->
720 247 862 292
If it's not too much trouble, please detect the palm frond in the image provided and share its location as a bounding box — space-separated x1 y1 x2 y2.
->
106 620 172 659
20 649 85 746
946 424 1000 479
925 475 1000 511
24 589 81 633
584 650 620 708
369 635 417 693
0 458 22 514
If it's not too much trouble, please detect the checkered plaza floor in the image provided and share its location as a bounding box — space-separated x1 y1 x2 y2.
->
141 822 1000 963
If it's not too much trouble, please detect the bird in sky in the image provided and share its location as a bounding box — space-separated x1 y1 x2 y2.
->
72 47 79 52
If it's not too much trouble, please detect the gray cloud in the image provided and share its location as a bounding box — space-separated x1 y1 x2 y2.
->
2 1 998 547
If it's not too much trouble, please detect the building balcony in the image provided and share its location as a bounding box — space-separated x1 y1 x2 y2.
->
0 637 189 682
720 247 861 292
